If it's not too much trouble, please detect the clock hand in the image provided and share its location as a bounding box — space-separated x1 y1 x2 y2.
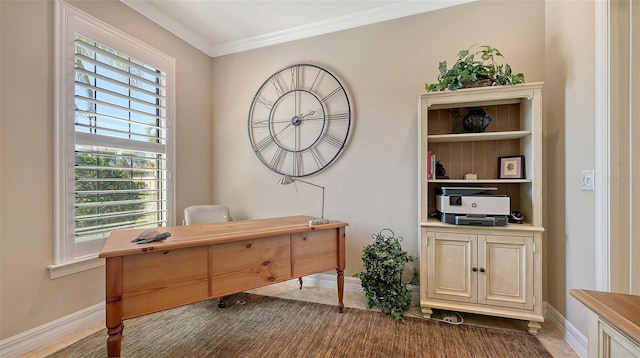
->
300 115 324 121
273 122 292 138
270 119 294 124
298 110 316 119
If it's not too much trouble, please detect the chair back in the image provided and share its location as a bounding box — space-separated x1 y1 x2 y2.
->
183 205 230 225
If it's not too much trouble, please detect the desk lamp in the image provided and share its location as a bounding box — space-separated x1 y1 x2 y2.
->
278 176 330 225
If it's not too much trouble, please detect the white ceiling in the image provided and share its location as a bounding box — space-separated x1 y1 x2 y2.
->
120 0 476 57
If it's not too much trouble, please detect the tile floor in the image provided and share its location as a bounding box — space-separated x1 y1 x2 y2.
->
21 280 579 358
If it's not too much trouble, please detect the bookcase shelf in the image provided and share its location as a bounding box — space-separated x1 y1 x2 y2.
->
428 179 532 184
427 130 531 143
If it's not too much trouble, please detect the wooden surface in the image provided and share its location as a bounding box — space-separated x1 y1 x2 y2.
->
99 215 347 258
570 289 640 344
100 215 348 357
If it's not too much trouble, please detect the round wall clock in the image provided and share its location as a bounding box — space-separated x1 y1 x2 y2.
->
248 64 352 177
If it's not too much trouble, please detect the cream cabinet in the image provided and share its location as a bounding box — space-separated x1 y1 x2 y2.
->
422 226 542 333
417 83 544 334
591 315 640 358
570 289 640 358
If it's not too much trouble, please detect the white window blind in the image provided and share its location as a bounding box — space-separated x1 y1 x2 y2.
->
73 35 169 243
52 1 175 276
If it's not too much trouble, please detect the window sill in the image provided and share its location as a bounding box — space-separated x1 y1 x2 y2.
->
48 256 105 279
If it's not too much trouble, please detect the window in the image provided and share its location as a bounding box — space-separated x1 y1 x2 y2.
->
51 1 175 277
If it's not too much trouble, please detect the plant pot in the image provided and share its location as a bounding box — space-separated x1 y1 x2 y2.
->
462 78 494 88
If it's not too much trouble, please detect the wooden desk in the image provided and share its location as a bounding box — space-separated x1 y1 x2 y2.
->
570 289 640 357
98 215 348 357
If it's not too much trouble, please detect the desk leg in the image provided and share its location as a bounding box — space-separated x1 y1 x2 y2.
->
105 257 124 357
337 269 345 313
107 322 123 357
337 227 346 313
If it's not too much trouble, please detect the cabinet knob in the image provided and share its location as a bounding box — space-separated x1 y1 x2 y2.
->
472 267 478 272
479 268 485 273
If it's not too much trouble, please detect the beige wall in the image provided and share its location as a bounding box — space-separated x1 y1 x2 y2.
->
211 0 545 296
0 0 212 339
544 0 597 334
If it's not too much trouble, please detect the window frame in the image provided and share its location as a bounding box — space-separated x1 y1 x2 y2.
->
50 0 175 278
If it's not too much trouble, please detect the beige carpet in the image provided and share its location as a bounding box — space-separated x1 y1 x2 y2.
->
47 293 552 357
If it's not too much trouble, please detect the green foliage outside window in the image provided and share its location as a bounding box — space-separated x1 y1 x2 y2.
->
74 150 152 239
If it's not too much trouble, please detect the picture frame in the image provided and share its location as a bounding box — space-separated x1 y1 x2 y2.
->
498 155 525 179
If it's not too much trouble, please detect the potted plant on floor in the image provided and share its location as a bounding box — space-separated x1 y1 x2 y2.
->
354 229 419 323
425 45 525 92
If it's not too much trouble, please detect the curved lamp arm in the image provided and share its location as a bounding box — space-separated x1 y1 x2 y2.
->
278 176 328 225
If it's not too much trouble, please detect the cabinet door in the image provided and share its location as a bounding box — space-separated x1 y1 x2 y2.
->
427 231 477 303
591 313 640 358
478 234 533 310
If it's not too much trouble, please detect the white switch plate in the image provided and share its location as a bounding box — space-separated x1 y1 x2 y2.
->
581 169 595 191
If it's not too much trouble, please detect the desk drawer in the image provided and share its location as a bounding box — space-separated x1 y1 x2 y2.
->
292 229 338 277
121 246 209 318
209 234 291 296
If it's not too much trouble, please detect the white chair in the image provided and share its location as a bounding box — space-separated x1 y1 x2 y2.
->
183 205 231 225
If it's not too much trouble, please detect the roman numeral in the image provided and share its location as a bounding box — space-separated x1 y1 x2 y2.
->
292 152 301 176
256 98 273 110
327 112 349 121
320 87 342 103
320 133 344 148
254 135 275 152
309 68 322 92
290 65 300 91
269 147 285 170
310 148 325 169
251 119 270 128
270 77 284 97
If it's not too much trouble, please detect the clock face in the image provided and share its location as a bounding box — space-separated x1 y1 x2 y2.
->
248 64 351 177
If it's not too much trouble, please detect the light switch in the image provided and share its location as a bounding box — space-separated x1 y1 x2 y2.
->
581 170 595 191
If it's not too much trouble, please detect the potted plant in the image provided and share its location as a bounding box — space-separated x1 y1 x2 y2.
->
354 229 419 322
425 45 525 92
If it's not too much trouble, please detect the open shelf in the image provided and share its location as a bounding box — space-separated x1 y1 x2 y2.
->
428 179 532 184
428 130 531 143
420 218 545 232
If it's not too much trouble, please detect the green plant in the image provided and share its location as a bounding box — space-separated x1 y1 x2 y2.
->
354 229 419 323
425 45 525 92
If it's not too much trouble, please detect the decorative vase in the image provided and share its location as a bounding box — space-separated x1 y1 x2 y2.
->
462 107 492 133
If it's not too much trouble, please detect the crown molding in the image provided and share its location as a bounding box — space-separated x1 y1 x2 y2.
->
120 0 214 55
121 0 477 58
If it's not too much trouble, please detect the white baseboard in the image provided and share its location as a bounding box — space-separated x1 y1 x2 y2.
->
303 272 364 293
543 301 588 358
0 302 104 358
308 273 421 305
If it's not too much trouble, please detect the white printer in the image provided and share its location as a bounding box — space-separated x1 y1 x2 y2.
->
435 187 510 226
